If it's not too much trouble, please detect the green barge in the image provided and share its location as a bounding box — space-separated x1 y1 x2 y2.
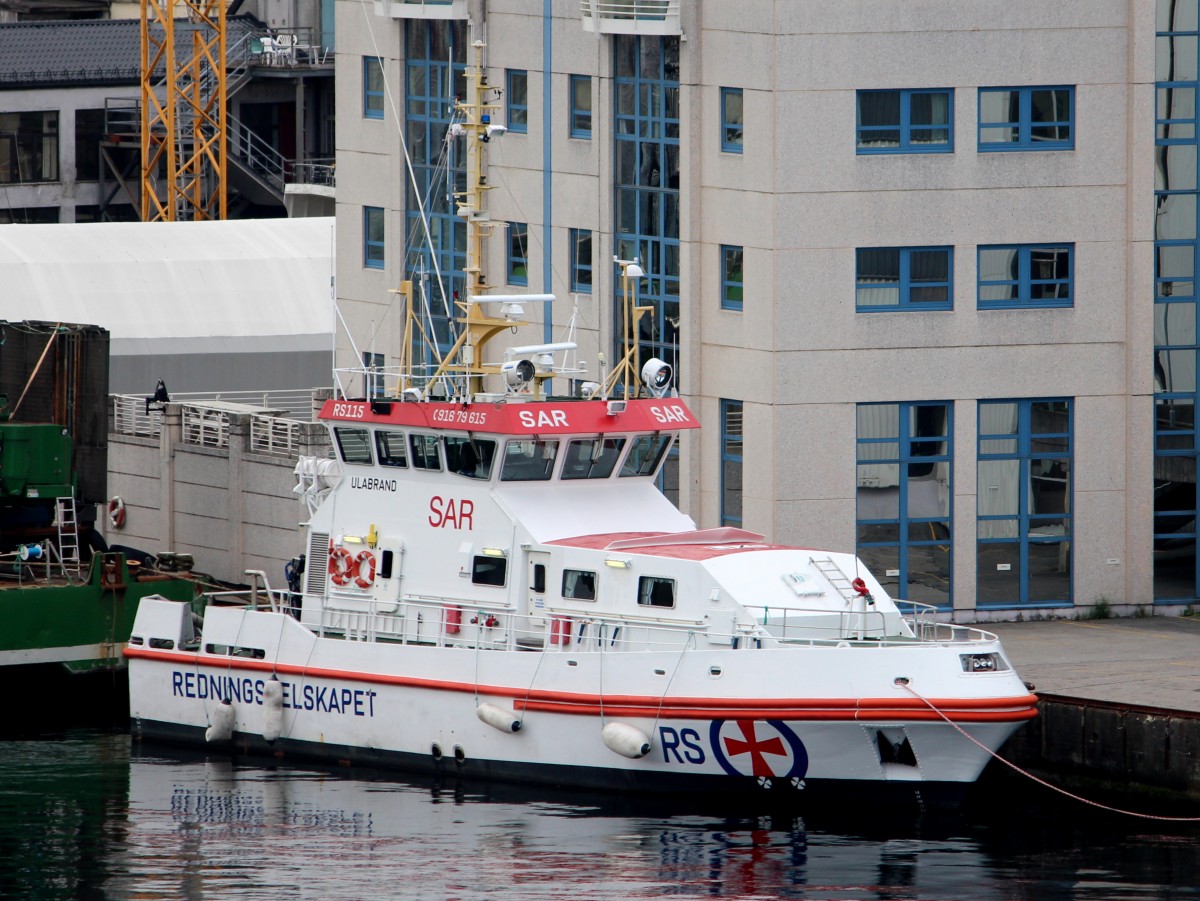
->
0 321 194 724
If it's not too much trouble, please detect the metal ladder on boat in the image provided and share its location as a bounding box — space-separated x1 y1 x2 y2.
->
809 556 862 606
56 497 82 577
810 556 873 641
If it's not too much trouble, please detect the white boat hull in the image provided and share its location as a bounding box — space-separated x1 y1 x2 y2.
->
127 599 1035 807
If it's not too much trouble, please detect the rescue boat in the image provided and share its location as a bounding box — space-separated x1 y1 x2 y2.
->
125 44 1036 809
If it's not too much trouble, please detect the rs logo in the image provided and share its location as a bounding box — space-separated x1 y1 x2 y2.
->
710 719 809 779
659 720 810 781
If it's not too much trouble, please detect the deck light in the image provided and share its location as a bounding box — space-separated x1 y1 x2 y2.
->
482 547 508 558
604 558 631 569
640 358 673 397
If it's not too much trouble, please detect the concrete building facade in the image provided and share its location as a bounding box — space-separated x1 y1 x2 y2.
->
331 0 1181 621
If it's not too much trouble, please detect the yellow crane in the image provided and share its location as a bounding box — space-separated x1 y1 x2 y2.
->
140 0 228 221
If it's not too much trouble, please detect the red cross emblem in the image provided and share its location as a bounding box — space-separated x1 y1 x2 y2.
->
722 720 789 777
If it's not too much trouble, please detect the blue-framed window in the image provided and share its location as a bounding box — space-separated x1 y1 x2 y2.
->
364 206 385 269
977 399 1073 608
721 399 743 527
721 87 743 153
570 228 592 293
508 221 528 285
857 402 953 608
856 247 952 310
977 244 1073 309
856 89 953 153
404 21 466 363
570 74 592 138
363 56 385 119
978 86 1074 150
507 69 528 133
1154 7 1200 601
721 245 743 311
614 35 681 388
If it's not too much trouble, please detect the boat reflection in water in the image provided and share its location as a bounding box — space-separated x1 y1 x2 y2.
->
0 731 1197 900
113 742 1195 901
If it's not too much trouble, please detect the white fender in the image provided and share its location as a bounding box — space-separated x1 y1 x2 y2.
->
205 700 235 743
262 678 284 742
476 702 522 733
602 722 652 759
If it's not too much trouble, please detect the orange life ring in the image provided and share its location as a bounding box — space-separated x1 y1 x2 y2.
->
353 550 376 589
108 496 126 530
329 546 354 586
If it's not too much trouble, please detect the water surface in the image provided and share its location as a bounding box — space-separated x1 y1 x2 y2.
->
0 730 1197 900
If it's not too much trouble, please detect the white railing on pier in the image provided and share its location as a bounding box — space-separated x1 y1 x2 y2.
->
111 389 327 456
182 405 230 448
249 414 306 455
112 397 164 438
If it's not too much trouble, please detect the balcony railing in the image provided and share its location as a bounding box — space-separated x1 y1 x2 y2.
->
581 0 682 35
376 0 467 20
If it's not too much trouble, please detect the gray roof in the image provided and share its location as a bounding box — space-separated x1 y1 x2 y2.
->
0 16 262 88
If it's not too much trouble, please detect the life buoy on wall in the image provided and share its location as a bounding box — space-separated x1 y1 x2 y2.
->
329 546 354 586
108 496 126 530
353 550 376 589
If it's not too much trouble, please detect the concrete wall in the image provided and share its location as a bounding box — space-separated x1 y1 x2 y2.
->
106 402 332 586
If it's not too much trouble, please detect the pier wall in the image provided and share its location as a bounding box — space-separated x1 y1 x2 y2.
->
106 401 331 586
1005 695 1200 802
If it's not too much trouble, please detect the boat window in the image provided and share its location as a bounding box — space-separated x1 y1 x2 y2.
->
637 575 675 608
148 637 175 650
445 436 496 480
532 563 546 593
620 434 673 477
376 430 408 467
334 428 373 465
562 568 597 601
471 555 507 587
562 437 626 480
500 439 559 481
409 434 442 470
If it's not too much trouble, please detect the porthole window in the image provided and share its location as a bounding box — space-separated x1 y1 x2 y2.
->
472 555 507 587
562 568 597 601
637 576 675 608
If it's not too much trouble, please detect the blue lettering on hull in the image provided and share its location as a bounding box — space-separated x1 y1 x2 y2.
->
171 671 376 718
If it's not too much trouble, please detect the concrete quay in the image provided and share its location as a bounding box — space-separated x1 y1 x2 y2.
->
987 616 1200 802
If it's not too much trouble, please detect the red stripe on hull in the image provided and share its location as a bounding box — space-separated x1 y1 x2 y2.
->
126 647 1038 723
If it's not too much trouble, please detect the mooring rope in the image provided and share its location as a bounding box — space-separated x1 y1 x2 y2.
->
650 632 695 736
899 680 1200 822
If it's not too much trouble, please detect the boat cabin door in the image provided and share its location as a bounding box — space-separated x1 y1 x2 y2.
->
523 551 550 644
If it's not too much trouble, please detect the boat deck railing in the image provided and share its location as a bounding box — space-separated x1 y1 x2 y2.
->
218 587 1000 652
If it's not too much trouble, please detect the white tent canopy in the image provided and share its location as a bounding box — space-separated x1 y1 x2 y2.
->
0 218 335 394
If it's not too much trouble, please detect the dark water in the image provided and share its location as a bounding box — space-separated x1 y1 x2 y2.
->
1 730 1198 901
